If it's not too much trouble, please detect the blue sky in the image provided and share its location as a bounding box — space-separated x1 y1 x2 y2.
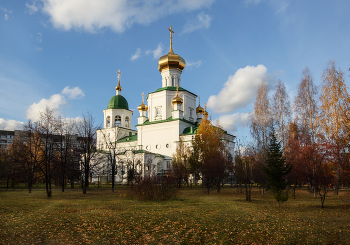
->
0 0 349 140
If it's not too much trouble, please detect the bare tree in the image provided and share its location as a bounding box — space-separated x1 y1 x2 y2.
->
77 112 99 194
249 81 272 191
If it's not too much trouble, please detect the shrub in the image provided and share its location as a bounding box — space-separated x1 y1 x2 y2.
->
133 176 177 201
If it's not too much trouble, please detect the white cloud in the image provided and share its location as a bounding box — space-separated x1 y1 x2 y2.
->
0 118 25 130
35 47 43 51
130 48 142 61
186 60 202 68
145 44 163 59
62 86 85 99
35 0 214 33
26 86 84 121
26 2 39 14
4 14 8 20
26 94 66 121
182 12 212 34
207 65 274 114
215 112 251 133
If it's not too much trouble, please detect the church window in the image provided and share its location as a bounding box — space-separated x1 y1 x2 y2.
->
125 117 129 128
155 107 161 117
115 115 121 127
156 144 160 149
166 143 170 148
106 116 110 128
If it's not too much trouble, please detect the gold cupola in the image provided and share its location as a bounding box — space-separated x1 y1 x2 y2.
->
171 86 183 105
138 92 148 111
138 102 148 111
196 97 204 114
158 26 186 73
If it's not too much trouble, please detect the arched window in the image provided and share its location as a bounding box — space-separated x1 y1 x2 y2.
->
125 117 129 128
115 115 121 127
106 116 110 128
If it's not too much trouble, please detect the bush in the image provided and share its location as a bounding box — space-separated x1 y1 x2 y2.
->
132 176 177 201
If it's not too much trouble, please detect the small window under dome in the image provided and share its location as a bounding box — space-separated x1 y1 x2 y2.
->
106 116 111 128
115 115 121 127
125 116 129 128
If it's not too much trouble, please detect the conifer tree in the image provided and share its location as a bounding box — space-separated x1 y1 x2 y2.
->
263 130 292 206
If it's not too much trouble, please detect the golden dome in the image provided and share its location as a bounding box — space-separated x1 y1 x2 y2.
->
204 110 208 116
158 52 186 73
196 104 204 114
171 94 183 105
138 102 148 111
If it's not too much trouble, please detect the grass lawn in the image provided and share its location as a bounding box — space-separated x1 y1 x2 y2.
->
0 186 349 244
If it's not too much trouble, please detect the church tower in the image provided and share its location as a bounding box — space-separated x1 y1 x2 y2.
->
97 70 136 150
146 26 197 123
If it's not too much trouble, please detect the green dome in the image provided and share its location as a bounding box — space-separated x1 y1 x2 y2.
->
107 95 129 110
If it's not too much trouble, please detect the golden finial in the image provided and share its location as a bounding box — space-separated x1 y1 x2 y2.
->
204 102 208 117
116 69 122 91
138 92 148 111
171 85 183 105
168 26 174 54
196 96 204 114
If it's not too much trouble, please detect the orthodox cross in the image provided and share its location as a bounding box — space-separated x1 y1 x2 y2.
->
168 26 174 54
198 96 201 105
116 69 122 81
141 92 145 104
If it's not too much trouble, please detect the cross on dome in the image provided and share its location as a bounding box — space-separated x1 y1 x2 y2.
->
168 26 175 54
116 69 122 92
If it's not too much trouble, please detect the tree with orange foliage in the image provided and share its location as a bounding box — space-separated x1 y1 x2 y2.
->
190 115 233 194
319 60 350 194
172 138 191 187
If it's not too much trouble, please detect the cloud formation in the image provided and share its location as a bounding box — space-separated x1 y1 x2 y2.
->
35 47 43 51
34 0 214 33
0 118 25 130
186 60 202 68
26 2 39 14
215 112 251 133
182 12 212 34
207 65 273 114
4 13 8 20
130 48 142 61
26 86 84 122
62 86 85 99
145 44 163 59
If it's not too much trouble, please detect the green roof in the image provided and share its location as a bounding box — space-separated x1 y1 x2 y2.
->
117 134 138 143
182 126 198 135
136 116 196 127
148 86 197 98
107 95 129 110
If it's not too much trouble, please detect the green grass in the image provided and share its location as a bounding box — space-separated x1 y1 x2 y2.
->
0 187 349 244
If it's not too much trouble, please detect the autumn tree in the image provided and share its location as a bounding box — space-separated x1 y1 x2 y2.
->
263 130 292 207
190 115 233 194
10 125 43 193
285 122 309 198
172 138 191 187
319 60 349 194
234 145 256 201
249 81 272 191
294 67 319 143
271 79 291 148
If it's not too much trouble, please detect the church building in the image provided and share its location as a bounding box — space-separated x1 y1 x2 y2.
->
95 27 235 183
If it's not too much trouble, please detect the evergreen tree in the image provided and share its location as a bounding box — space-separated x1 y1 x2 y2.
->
263 130 292 206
